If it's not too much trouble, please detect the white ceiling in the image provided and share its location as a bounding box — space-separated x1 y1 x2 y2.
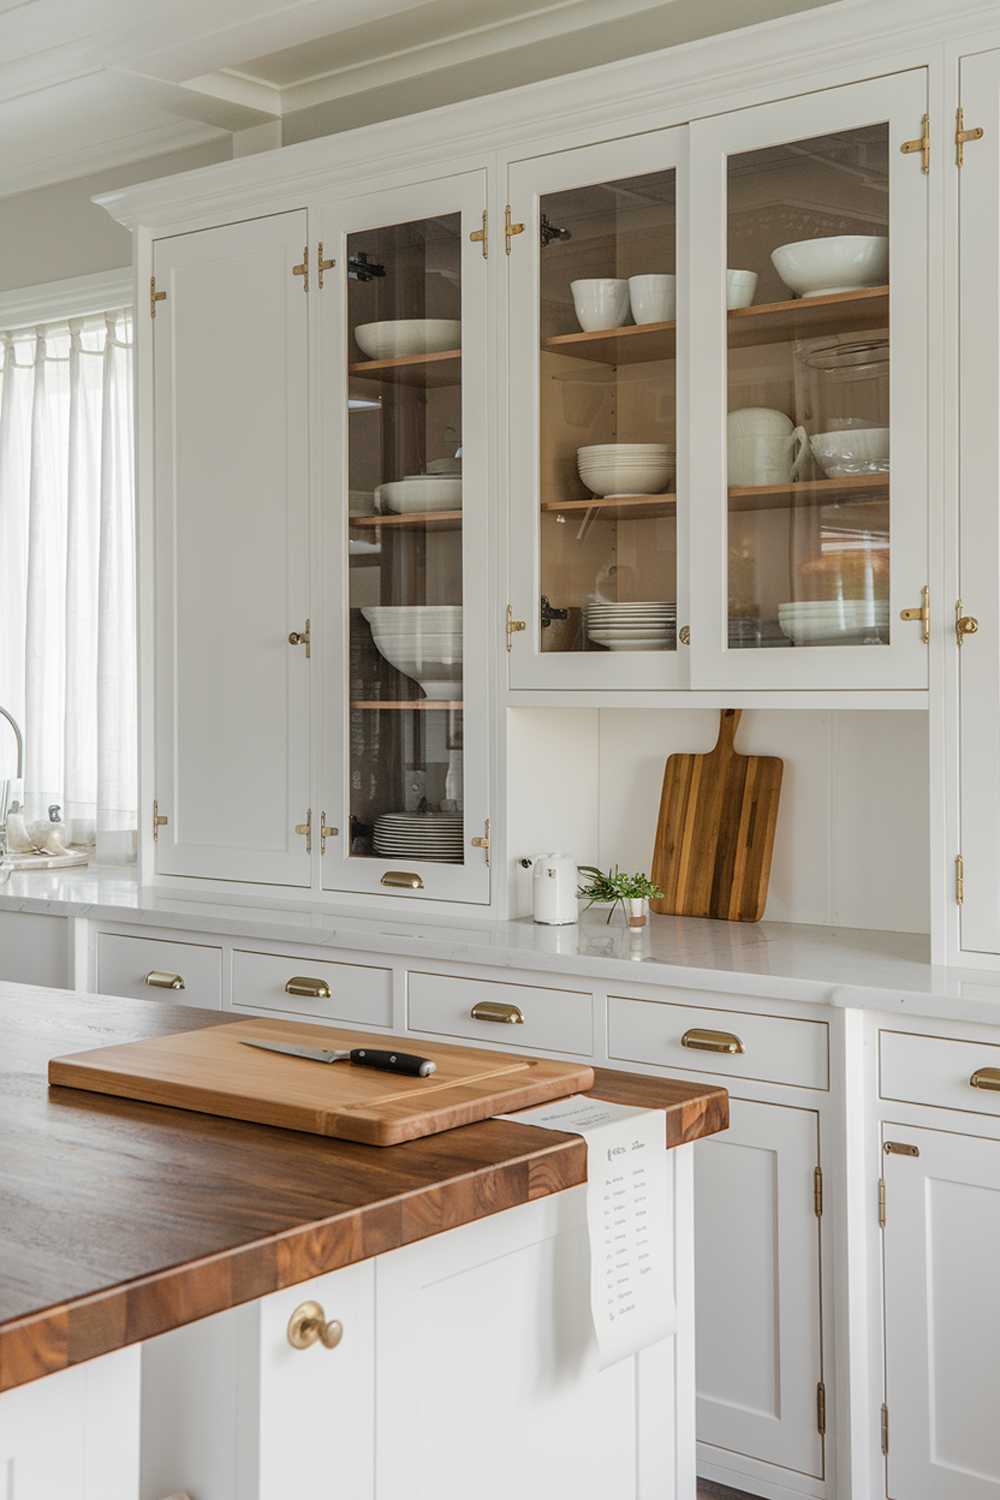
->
0 0 839 199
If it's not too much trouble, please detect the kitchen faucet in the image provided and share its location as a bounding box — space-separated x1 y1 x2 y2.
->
0 707 24 847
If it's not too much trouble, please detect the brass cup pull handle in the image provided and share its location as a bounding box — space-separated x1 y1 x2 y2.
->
470 1000 525 1025
284 976 332 1000
681 1027 745 1055
970 1067 1000 1092
144 970 185 991
380 871 424 890
287 1300 343 1351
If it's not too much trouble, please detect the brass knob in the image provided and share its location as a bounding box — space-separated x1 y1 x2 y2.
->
957 615 979 639
287 1300 343 1351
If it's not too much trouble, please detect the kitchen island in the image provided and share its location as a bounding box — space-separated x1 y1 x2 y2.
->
0 987 727 1500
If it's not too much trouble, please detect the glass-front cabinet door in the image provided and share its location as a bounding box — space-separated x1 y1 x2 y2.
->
507 130 688 688
689 72 929 689
318 174 490 902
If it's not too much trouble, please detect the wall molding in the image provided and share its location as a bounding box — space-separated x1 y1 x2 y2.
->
0 268 134 334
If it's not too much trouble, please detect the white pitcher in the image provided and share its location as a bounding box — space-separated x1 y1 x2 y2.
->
727 408 807 485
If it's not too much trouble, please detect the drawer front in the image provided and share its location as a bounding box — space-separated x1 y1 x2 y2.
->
609 994 829 1090
97 931 222 1008
407 971 593 1055
232 949 393 1027
881 1029 1000 1118
0 910 68 987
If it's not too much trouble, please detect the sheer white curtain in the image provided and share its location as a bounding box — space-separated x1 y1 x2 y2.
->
0 309 136 859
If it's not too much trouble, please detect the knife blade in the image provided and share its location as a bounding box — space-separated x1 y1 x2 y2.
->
241 1037 436 1077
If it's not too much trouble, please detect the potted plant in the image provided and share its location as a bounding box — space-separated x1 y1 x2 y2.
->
577 865 664 928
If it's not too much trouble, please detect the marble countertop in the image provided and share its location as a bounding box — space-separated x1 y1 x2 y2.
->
4 865 1000 1024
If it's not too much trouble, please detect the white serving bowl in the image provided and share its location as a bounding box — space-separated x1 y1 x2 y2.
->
376 475 463 513
570 278 630 332
809 427 890 477
628 274 676 325
726 269 759 309
577 442 674 496
363 606 464 698
771 235 888 298
354 319 461 360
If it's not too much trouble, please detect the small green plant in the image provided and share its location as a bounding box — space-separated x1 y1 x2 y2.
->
577 865 664 923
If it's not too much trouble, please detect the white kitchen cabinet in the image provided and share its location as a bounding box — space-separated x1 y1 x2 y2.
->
0 910 68 987
151 211 311 886
882 1122 1000 1498
97 930 222 1007
694 1098 824 1484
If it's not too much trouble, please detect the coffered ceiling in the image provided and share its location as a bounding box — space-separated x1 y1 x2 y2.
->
1 0 838 198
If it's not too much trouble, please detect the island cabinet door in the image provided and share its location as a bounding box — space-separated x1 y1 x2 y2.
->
694 1098 824 1482
687 69 929 690
882 1124 1000 1499
152 210 311 886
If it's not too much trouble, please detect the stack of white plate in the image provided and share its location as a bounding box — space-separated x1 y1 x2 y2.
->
373 813 464 863
362 606 463 698
585 600 677 651
577 443 675 498
778 599 889 646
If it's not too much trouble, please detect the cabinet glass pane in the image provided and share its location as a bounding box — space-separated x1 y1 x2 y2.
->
538 168 677 655
726 126 890 651
346 213 465 865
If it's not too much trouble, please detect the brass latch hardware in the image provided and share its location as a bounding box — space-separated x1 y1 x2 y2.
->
681 1027 744 1055
149 276 167 319
471 816 491 865
816 1382 827 1437
152 799 168 841
287 1300 343 1351
884 1140 919 1157
956 107 984 167
284 976 332 1000
956 853 965 905
470 210 488 259
679 625 690 645
317 242 336 289
901 112 930 173
145 971 185 991
470 1000 525 1024
956 600 978 646
380 870 424 890
320 813 338 855
504 204 525 255
292 245 309 291
878 1176 886 1228
881 1403 890 1455
900 584 930 643
505 603 526 652
969 1067 1000 1092
295 809 312 853
813 1166 824 1218
288 619 311 658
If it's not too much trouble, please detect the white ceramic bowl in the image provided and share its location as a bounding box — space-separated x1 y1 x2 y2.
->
363 607 464 698
726 269 759 309
376 476 463 513
809 427 890 477
770 235 888 298
570 278 630 332
628 274 676 325
354 319 461 360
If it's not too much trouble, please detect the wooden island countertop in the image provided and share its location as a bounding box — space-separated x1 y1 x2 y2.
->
0 988 728 1394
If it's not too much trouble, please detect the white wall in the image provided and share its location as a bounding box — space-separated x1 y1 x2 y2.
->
509 707 930 934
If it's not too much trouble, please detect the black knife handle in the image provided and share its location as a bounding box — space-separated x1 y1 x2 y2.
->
349 1048 436 1078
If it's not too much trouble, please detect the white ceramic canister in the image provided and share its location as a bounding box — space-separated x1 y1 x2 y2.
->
532 854 579 925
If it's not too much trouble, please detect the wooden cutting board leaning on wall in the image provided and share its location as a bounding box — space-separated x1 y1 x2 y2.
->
650 708 783 923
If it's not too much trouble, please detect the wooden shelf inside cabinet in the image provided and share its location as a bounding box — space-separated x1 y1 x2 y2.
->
728 473 890 513
351 700 463 711
729 285 889 349
350 510 463 531
347 350 461 387
541 494 676 522
542 321 676 365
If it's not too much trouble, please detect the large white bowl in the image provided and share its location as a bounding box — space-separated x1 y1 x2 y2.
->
363 606 464 698
809 427 889 476
354 319 461 360
376 476 463 513
771 235 888 298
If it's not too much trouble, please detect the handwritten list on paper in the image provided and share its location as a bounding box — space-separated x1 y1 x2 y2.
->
496 1095 675 1367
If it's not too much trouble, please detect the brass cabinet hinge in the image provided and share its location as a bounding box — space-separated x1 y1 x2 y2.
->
471 816 491 865
504 204 525 255
505 603 526 652
292 246 309 291
878 1176 886 1228
152 799 168 841
881 1402 890 1455
320 813 338 855
816 1381 827 1437
956 106 984 167
956 853 965 905
884 1140 920 1157
288 619 311 659
317 242 335 289
295 808 312 853
956 600 979 646
813 1165 824 1218
899 584 930 644
901 112 930 173
470 210 488 259
150 276 166 319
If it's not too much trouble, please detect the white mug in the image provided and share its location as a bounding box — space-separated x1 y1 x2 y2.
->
728 428 808 486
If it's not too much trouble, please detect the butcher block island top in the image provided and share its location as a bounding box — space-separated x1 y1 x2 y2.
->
1 987 728 1393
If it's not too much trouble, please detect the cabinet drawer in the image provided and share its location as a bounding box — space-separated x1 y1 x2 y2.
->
881 1029 1000 1118
609 995 828 1090
232 949 392 1027
407 971 592 1055
97 931 222 1008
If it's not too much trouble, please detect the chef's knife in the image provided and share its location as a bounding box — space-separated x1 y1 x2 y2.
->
241 1037 436 1077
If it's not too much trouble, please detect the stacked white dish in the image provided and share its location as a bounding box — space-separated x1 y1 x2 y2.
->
362 606 463 698
778 599 889 645
577 443 675 497
585 600 677 651
354 319 461 359
373 812 464 864
376 474 462 514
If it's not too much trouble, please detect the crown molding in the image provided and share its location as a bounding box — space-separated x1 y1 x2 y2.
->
0 268 133 334
1 119 223 201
